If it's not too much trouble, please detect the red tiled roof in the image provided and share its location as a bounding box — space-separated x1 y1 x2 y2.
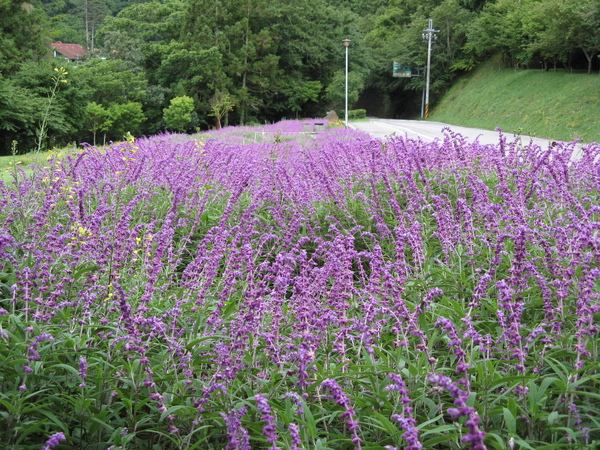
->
51 42 86 60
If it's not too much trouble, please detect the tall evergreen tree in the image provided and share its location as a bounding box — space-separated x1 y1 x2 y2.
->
0 0 48 75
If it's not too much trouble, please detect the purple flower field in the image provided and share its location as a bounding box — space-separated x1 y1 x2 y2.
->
1 121 599 449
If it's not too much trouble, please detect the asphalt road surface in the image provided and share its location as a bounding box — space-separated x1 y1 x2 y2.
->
350 118 557 148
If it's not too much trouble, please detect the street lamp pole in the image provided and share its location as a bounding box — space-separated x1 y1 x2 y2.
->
343 39 351 128
422 19 438 119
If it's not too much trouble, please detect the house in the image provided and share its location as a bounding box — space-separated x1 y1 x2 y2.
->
51 42 86 63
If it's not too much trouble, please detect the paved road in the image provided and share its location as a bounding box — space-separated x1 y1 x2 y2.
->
351 118 555 147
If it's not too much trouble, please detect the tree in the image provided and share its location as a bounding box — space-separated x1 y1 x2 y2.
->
432 0 476 71
570 0 600 74
83 101 108 145
522 0 566 70
76 59 148 105
163 95 195 132
0 78 39 154
180 0 366 125
98 0 186 54
0 0 48 75
77 0 110 51
5 60 88 153
282 78 322 118
208 91 234 129
464 0 531 67
102 102 145 140
97 0 194 132
98 29 145 66
325 70 364 110
48 13 84 45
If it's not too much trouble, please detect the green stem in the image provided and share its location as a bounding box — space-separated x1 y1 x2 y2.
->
36 67 68 155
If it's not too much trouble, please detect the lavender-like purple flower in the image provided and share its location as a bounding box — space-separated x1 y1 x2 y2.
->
41 432 66 449
428 373 486 450
495 279 527 373
221 406 251 450
321 378 362 449
78 356 87 388
289 422 302 450
3 119 600 449
391 414 422 450
255 394 281 449
386 373 422 450
434 317 469 376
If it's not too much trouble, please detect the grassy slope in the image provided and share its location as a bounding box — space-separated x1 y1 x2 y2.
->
429 55 600 143
0 153 46 184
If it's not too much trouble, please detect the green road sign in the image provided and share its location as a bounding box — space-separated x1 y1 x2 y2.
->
393 62 411 78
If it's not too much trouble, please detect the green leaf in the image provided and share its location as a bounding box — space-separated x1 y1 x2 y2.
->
37 409 68 433
416 414 444 429
563 390 600 400
122 397 133 411
14 419 49 444
72 264 100 281
52 363 79 376
21 402 52 414
315 438 334 450
503 407 516 435
484 431 508 450
302 403 317 440
88 414 113 435
423 430 461 446
186 427 213 450
369 411 401 437
0 398 17 414
507 396 517 418
221 297 239 319
512 436 536 449
420 424 459 436
159 404 197 422
551 426 577 441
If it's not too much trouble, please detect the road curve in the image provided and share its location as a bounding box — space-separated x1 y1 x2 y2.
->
350 118 557 148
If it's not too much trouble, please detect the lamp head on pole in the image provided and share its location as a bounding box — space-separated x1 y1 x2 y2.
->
342 39 351 48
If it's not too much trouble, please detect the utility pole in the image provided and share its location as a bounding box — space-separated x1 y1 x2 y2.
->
343 39 351 128
422 19 438 119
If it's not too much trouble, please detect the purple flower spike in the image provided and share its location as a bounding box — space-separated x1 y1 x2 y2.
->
289 423 302 450
221 406 251 450
428 373 487 450
321 379 362 449
41 432 66 449
78 356 88 388
255 394 281 449
387 373 422 450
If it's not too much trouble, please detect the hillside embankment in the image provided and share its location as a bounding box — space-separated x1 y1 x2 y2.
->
429 55 600 143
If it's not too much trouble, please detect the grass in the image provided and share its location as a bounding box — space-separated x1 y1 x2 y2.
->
0 145 104 184
430 54 600 143
0 153 44 184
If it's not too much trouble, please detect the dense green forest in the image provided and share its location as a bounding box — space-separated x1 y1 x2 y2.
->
1 0 599 154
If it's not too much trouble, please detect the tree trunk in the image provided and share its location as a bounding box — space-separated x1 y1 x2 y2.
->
84 0 90 51
240 4 250 126
214 0 220 47
580 46 596 75
240 72 246 126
